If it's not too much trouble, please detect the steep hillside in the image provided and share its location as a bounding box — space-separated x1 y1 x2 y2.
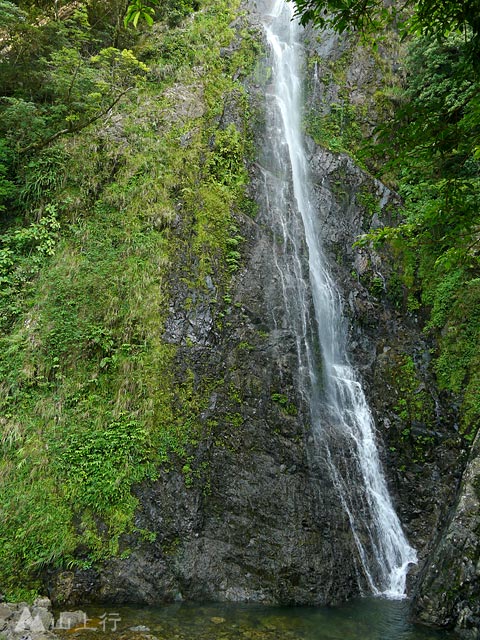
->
0 0 260 599
1 0 479 636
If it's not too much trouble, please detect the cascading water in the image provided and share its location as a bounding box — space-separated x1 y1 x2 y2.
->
259 0 417 597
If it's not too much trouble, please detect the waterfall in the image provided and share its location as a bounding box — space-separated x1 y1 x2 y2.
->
259 0 417 598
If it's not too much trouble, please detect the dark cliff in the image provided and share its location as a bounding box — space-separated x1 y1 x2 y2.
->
47 3 464 612
0 0 477 634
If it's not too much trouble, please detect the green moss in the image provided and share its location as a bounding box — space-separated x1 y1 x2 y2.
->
385 271 405 309
305 102 364 160
392 355 433 424
271 392 298 416
433 278 480 439
383 354 438 464
304 29 403 177
356 187 381 229
305 48 356 155
358 269 385 299
0 0 259 593
226 412 244 427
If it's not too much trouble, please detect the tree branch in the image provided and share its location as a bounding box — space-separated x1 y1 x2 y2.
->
18 87 133 155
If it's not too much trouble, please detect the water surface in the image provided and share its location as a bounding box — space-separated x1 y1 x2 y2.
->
74 599 458 640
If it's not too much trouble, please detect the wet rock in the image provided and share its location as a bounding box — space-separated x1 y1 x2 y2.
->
32 599 51 612
55 612 87 631
413 431 480 636
0 603 14 621
300 20 466 599
31 609 54 632
13 606 54 634
46 3 359 610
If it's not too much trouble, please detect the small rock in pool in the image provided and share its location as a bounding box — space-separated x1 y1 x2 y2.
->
129 626 150 632
210 617 226 624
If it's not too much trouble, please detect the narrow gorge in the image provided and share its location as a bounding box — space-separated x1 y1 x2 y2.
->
0 0 479 638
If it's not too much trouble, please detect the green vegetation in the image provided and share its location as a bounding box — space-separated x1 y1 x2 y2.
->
306 101 364 160
392 356 434 428
381 352 438 466
0 0 258 598
271 393 298 416
303 29 402 169
364 34 480 439
297 0 480 442
124 0 199 29
291 0 480 59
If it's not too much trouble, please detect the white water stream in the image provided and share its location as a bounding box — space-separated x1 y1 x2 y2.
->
261 0 417 597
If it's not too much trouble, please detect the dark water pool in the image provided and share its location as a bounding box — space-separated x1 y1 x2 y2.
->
70 598 459 640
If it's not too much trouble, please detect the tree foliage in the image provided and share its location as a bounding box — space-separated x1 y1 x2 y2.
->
124 0 155 28
290 0 398 33
375 35 480 435
290 0 480 58
124 0 199 29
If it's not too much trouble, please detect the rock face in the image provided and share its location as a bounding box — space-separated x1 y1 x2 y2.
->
47 162 362 606
0 597 55 640
300 20 478 635
305 144 464 567
46 1 476 629
47 6 362 606
413 431 480 638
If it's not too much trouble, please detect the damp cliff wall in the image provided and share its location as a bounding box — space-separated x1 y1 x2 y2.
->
1 1 478 635
46 2 464 612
